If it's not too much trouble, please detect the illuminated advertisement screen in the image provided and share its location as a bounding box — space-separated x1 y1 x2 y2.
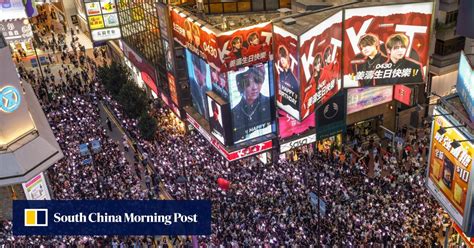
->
84 0 121 42
278 110 315 139
274 25 300 120
186 49 211 120
428 109 473 226
207 94 231 145
316 91 346 140
0 0 27 21
217 22 272 72
211 66 228 100
393 84 412 106
299 11 343 120
347 86 393 114
228 62 274 144
456 51 474 122
170 7 220 70
343 2 433 88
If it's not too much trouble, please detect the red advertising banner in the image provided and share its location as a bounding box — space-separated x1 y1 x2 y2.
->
217 22 273 72
120 40 158 95
393 84 412 106
278 110 315 139
170 7 220 69
274 25 300 120
299 11 343 120
186 113 273 161
343 3 433 88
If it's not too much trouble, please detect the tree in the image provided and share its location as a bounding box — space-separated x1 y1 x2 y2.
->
138 113 157 141
97 62 130 97
117 82 148 119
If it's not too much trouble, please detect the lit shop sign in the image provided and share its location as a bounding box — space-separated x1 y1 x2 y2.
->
0 85 21 113
0 19 33 43
280 133 316 153
84 0 121 42
186 113 272 161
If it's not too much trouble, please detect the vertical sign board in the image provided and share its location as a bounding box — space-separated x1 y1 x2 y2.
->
316 91 346 140
456 51 474 122
274 25 300 121
427 107 474 234
206 92 232 146
343 2 433 88
84 0 121 42
299 11 343 121
22 172 51 200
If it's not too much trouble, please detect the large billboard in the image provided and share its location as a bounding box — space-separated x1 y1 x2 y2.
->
428 108 474 228
217 22 273 72
186 49 211 120
84 0 121 42
228 62 274 144
299 11 343 120
456 51 474 122
207 93 231 145
316 91 346 140
343 2 433 88
347 86 393 114
278 110 315 139
170 7 220 70
274 25 300 120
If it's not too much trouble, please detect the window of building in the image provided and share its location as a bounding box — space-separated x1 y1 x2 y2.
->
265 0 279 10
279 0 290 8
434 37 465 56
237 1 251 12
252 0 264 11
445 10 458 24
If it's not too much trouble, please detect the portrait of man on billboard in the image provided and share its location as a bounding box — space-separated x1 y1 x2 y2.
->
231 65 271 142
278 45 299 112
381 33 423 85
184 19 193 42
209 100 224 139
189 52 210 119
353 34 387 87
211 67 228 99
245 32 262 55
192 23 201 47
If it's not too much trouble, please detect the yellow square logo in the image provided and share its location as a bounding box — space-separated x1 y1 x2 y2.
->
24 209 48 227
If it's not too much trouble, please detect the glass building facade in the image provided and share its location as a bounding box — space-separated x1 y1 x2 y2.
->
117 0 169 94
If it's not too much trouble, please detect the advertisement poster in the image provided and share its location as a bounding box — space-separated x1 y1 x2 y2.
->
120 40 158 94
278 110 315 139
217 22 273 72
88 15 104 30
274 25 300 120
207 95 226 145
103 13 119 27
170 7 220 70
22 173 51 200
347 86 393 114
316 91 346 140
456 51 474 122
343 3 433 88
0 0 27 21
100 0 116 14
428 109 473 226
211 67 228 100
299 11 343 120
168 72 178 106
186 49 212 120
394 84 412 106
85 2 101 16
0 19 33 43
228 63 274 144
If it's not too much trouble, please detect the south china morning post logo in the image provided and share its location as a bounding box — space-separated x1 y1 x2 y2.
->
13 200 211 235
0 85 22 113
24 209 48 227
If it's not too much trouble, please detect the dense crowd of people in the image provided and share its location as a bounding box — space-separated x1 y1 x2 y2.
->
0 4 451 247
